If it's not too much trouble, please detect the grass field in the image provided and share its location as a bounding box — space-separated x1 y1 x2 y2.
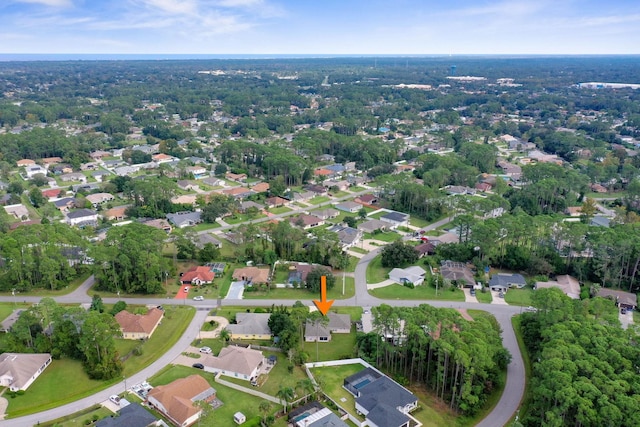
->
365 255 392 284
370 284 466 301
269 206 292 214
349 247 368 254
303 330 357 362
308 196 331 205
149 365 280 427
475 289 493 303
39 405 113 427
504 288 533 306
244 277 355 300
363 231 402 242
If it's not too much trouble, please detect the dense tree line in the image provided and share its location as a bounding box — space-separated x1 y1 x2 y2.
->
356 304 510 416
520 288 640 426
4 298 123 380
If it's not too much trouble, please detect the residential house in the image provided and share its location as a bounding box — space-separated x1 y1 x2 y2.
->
311 208 339 220
180 266 214 285
439 260 475 288
389 266 426 286
115 308 164 340
344 367 418 427
290 191 315 203
51 164 74 175
226 313 272 340
535 275 581 300
289 214 324 229
53 197 77 212
4 204 30 221
414 241 436 258
80 162 99 171
85 193 115 207
489 273 527 291
304 185 327 196
0 353 52 392
323 179 350 191
142 218 172 233
327 224 362 249
177 180 197 191
59 172 87 183
475 182 493 192
166 211 202 228
325 164 346 174
287 263 328 286
89 150 111 161
313 168 335 179
288 402 349 427
355 194 378 205
96 402 160 427
444 185 476 196
66 209 98 227
201 176 223 187
146 375 216 427
239 200 264 213
496 160 522 180
589 183 608 193
222 186 254 199
186 166 207 179
232 266 270 285
251 182 270 193
202 345 265 382
25 164 48 179
225 172 247 183
171 195 198 206
41 188 62 200
195 234 223 249
597 288 637 310
114 165 138 176
565 206 582 217
104 206 128 221
335 201 361 213
16 159 35 167
591 216 611 227
358 219 388 234
152 153 174 163
264 196 290 208
304 320 331 342
327 312 351 333
380 211 410 229
206 262 226 277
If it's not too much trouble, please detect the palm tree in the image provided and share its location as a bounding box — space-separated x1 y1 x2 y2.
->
276 386 295 413
295 378 315 403
258 400 272 424
219 328 230 347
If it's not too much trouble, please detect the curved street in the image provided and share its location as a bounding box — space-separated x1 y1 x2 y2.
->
0 218 525 427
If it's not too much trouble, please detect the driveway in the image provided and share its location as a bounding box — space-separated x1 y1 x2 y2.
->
619 309 634 329
225 281 246 299
463 288 478 303
199 316 229 339
491 291 508 305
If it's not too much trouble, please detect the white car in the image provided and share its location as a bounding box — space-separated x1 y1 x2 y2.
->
109 395 121 405
525 306 538 312
193 296 204 301
199 346 212 354
183 286 190 292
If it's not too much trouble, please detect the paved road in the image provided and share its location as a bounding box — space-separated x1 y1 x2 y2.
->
0 214 525 427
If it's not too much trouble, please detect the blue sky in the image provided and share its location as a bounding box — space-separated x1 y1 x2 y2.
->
1 0 639 55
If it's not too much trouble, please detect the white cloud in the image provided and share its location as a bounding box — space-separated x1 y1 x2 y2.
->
138 0 198 15
215 0 263 7
16 0 72 6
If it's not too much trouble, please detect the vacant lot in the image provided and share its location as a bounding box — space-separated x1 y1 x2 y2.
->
370 283 465 301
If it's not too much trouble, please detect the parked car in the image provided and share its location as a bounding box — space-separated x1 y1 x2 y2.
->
192 363 204 369
109 395 121 405
525 306 538 312
200 346 212 354
470 289 476 296
498 291 504 298
183 286 190 292
193 295 204 301
621 308 628 315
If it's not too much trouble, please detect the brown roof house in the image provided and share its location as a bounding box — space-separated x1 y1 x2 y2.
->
439 260 475 288
232 266 270 285
0 353 52 391
289 214 324 229
201 345 265 382
597 288 637 310
146 375 216 427
535 275 581 300
181 266 215 285
115 308 164 340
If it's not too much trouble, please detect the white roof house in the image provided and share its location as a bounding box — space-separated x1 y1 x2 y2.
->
0 353 52 391
389 266 426 286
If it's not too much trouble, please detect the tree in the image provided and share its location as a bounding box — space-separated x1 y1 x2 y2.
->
78 311 123 380
579 198 598 223
276 386 295 413
198 243 220 263
358 208 368 220
258 400 272 425
344 216 357 228
219 328 230 347
90 294 105 313
109 300 127 316
305 267 335 293
380 241 419 268
214 163 227 176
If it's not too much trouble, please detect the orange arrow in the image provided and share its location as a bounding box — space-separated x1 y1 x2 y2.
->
313 276 334 315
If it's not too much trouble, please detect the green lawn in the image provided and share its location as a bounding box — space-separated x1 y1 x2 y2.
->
244 277 355 300
269 206 292 214
348 247 368 254
149 365 280 427
192 222 221 232
475 289 493 303
350 186 367 192
330 190 350 198
364 231 402 242
303 330 357 362
225 212 266 224
39 405 113 427
0 302 31 322
370 284 466 301
6 359 109 418
123 306 195 376
365 255 392 284
504 288 533 306
217 262 244 298
308 196 331 205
